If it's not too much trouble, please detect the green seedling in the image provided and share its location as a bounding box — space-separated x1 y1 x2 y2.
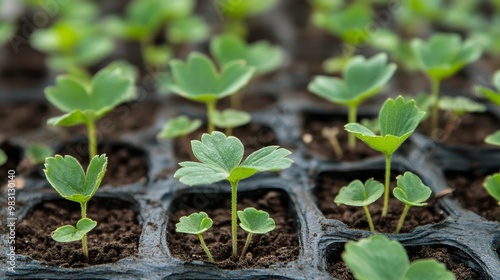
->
312 4 373 73
334 178 384 231
175 212 214 262
44 154 107 262
237 207 275 260
437 96 486 141
0 20 14 46
476 70 500 107
161 53 255 133
343 235 456 280
411 33 482 135
45 64 136 158
31 20 114 77
397 0 444 34
345 96 426 217
0 149 7 166
157 115 202 161
212 109 251 136
486 131 500 146
309 0 343 13
369 29 419 72
393 172 432 233
321 126 343 159
25 144 54 166
210 34 284 108
472 16 500 57
26 0 98 22
174 131 292 257
484 174 500 206
309 53 396 149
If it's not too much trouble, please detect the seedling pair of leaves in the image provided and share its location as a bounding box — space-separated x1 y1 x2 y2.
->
210 34 284 109
44 154 108 261
308 53 396 152
174 131 292 257
411 33 482 136
45 62 137 159
345 96 426 217
343 235 455 280
176 208 275 262
335 172 431 233
160 53 255 133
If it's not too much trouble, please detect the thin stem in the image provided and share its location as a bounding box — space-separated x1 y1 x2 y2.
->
239 232 253 261
197 234 214 262
395 205 411 234
363 206 375 232
439 113 460 142
430 77 441 137
206 101 216 133
347 105 358 149
81 202 89 262
230 180 238 257
225 127 233 136
231 87 246 110
86 121 97 159
382 154 392 217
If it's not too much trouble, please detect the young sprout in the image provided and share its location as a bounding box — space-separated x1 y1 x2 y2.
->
237 207 275 261
312 4 373 73
44 154 107 262
308 53 396 149
476 70 500 107
175 212 214 262
345 96 426 217
437 96 486 141
393 172 432 233
369 29 419 72
212 109 251 136
411 33 482 135
342 235 456 280
174 131 292 257
0 149 6 166
334 179 384 232
45 64 136 158
484 133 500 211
26 144 54 166
486 131 500 146
157 115 202 161
321 126 343 159
161 53 255 133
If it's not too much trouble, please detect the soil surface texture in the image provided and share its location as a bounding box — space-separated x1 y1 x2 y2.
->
167 189 300 269
17 198 141 267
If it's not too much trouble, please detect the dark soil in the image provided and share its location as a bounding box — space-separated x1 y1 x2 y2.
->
445 171 500 222
17 198 141 267
0 103 51 135
328 244 482 280
174 123 278 161
314 171 445 233
302 113 380 161
167 189 300 269
0 40 47 87
57 142 148 186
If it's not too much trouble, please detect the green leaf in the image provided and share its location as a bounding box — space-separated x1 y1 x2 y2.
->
45 64 136 126
394 172 432 207
174 131 293 186
0 149 6 166
211 34 284 75
334 179 384 207
26 144 54 165
0 20 14 46
163 53 255 102
157 116 202 139
485 130 500 146
345 96 425 155
484 173 500 203
237 208 275 234
342 235 410 280
44 155 107 203
438 96 486 116
411 33 482 81
167 16 209 44
406 259 456 280
212 109 251 129
308 53 396 107
217 0 278 19
51 218 97 243
144 44 173 68
476 70 500 107
176 212 213 235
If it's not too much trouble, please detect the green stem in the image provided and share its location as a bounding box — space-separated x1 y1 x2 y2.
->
206 100 216 133
230 180 238 257
347 105 358 149
81 201 89 262
382 154 392 217
225 127 233 136
239 232 253 261
231 88 245 110
430 77 441 137
395 205 411 234
86 121 97 159
363 206 375 232
197 234 214 262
